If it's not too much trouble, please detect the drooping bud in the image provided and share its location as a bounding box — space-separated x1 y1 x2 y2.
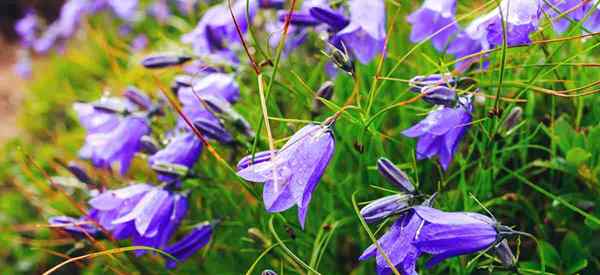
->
311 81 334 117
493 239 516 267
193 118 234 144
123 86 153 110
141 54 192 69
360 194 412 223
325 43 355 76
501 106 523 136
140 135 160 154
67 161 92 184
376 157 415 194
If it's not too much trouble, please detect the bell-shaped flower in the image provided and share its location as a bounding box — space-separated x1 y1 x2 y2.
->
149 132 203 182
407 0 458 51
88 184 188 253
402 96 472 170
163 221 213 269
411 206 501 268
237 123 335 228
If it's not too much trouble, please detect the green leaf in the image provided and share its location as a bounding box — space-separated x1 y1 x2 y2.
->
566 147 591 167
560 231 586 273
565 259 587 274
539 241 560 270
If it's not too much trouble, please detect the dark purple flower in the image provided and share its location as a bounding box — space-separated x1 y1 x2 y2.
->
412 206 499 268
402 96 472 170
448 0 541 70
48 216 100 238
15 11 38 47
149 132 203 182
163 221 213 269
360 194 412 224
181 0 258 61
407 0 458 51
359 210 423 275
67 161 92 184
237 124 335 228
141 54 193 69
334 0 386 64
88 184 188 253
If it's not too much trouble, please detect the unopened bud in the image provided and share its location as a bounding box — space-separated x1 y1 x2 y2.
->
360 194 412 223
376 158 415 194
142 54 192 69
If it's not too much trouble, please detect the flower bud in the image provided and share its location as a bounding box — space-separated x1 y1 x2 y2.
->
193 118 234 144
494 239 516 267
140 135 160 154
421 85 457 107
502 106 523 136
309 7 349 32
311 81 334 117
261 270 278 275
123 86 153 110
360 194 412 223
259 0 284 9
376 158 415 194
141 54 192 69
327 44 355 76
150 161 190 177
67 161 92 184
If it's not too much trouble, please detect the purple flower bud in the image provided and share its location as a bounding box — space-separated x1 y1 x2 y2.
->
259 0 285 9
164 221 213 269
311 81 334 116
494 239 516 267
502 106 523 135
67 161 92 184
149 132 203 182
421 86 457 107
142 54 192 69
408 73 456 93
48 216 100 238
279 11 321 26
360 194 412 224
376 158 415 194
123 86 153 110
140 135 160 154
175 75 194 88
309 7 350 32
193 117 234 144
261 270 278 275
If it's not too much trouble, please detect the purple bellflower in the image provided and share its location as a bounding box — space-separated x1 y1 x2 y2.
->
88 184 188 254
582 0 600 33
359 208 424 275
181 0 258 64
448 0 542 70
149 132 203 183
402 96 472 170
163 221 213 269
411 206 504 268
310 0 386 64
407 0 458 51
237 123 335 228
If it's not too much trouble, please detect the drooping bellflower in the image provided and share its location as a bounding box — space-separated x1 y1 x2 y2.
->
149 132 203 183
407 0 458 51
447 0 542 70
88 184 188 254
237 123 335 228
402 96 472 170
163 221 213 269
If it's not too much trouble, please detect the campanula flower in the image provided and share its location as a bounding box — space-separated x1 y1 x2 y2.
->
181 0 258 62
447 0 541 70
141 54 192 69
311 0 386 64
149 132 203 182
544 0 586 33
178 73 240 104
88 184 188 253
163 221 213 269
82 115 149 175
237 123 335 228
402 96 472 170
411 206 503 268
407 0 458 51
359 210 423 275
360 194 412 224
376 157 416 193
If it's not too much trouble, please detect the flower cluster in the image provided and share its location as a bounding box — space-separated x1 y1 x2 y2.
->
359 158 519 274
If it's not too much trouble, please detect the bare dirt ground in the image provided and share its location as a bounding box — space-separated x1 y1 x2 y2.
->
0 40 24 143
